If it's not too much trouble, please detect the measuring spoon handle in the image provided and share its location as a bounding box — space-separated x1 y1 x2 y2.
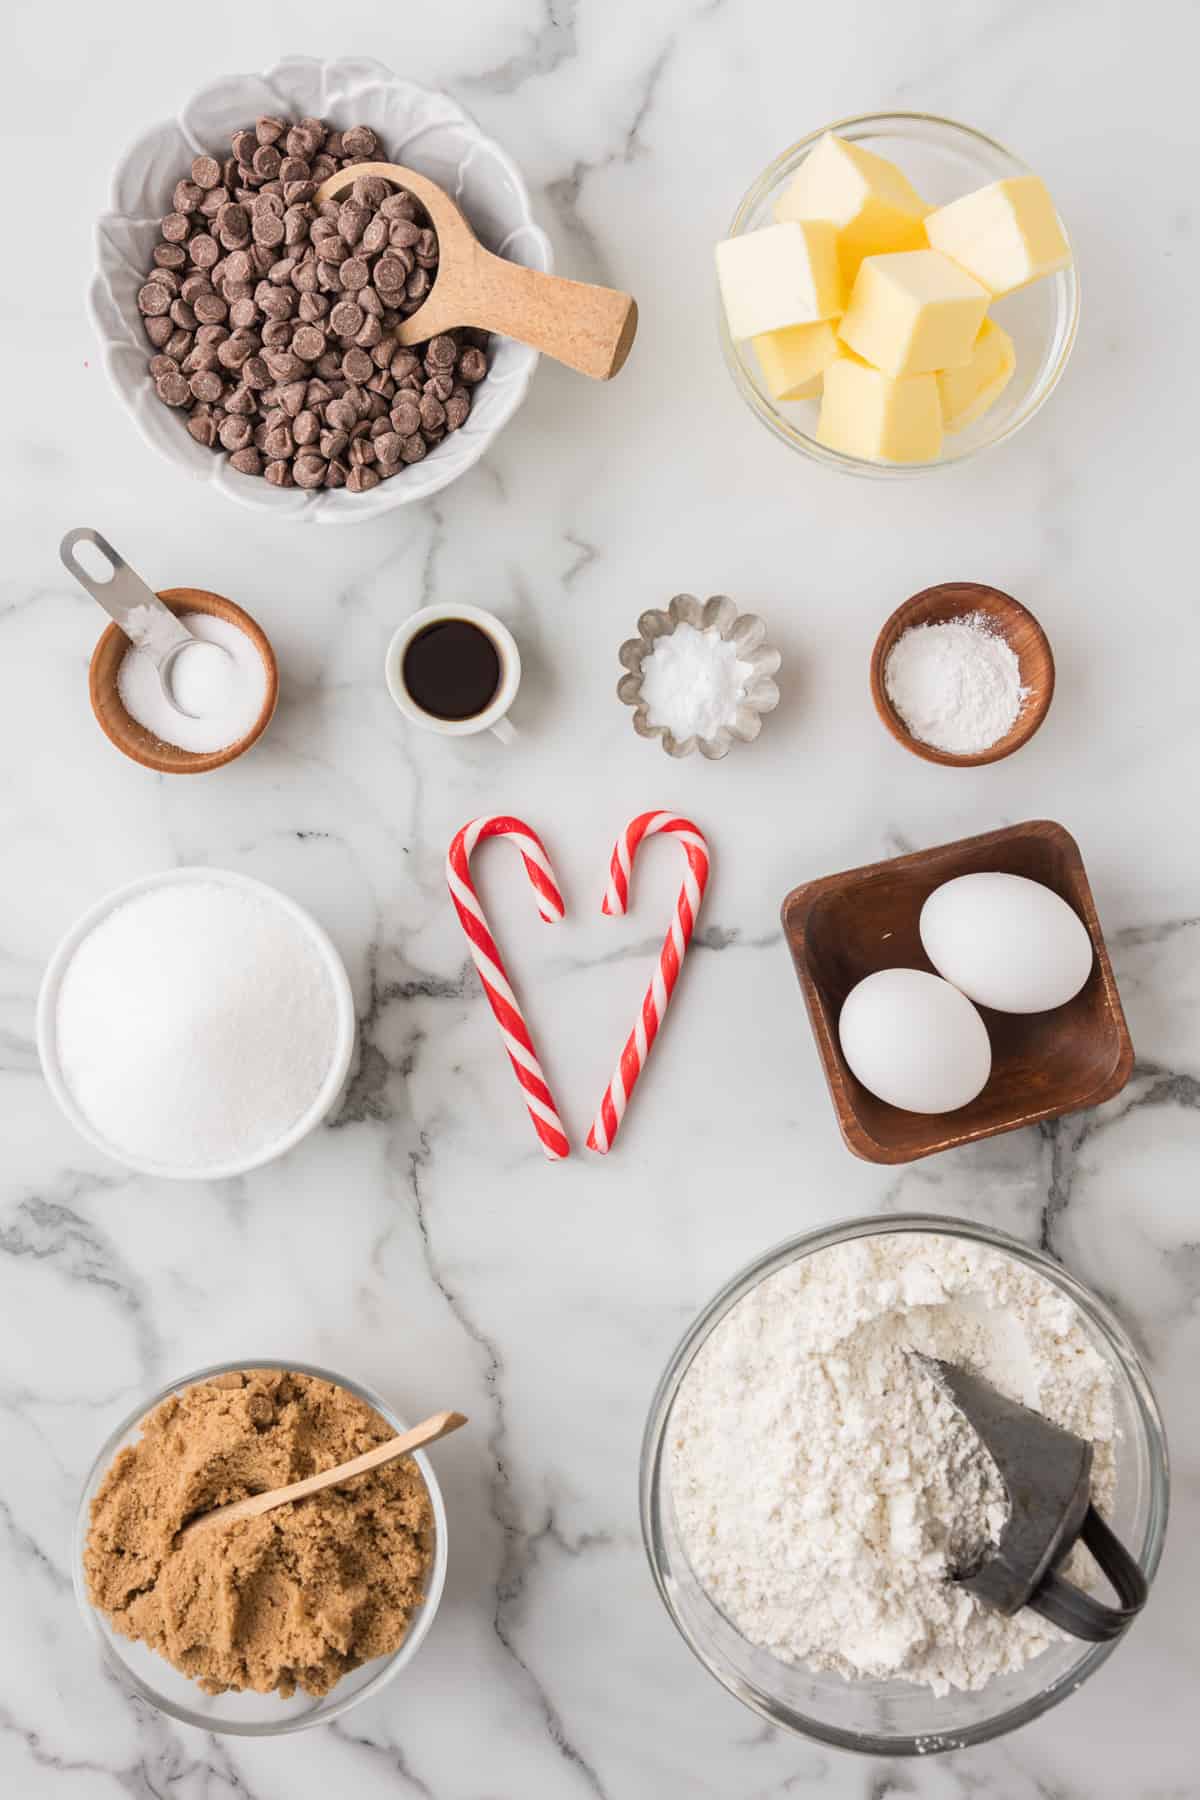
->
60 529 193 668
464 252 638 381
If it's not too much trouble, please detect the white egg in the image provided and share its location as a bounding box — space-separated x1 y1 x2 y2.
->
919 872 1094 1014
838 968 992 1114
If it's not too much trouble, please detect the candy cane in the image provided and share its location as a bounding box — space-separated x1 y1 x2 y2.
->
587 812 710 1155
447 817 569 1161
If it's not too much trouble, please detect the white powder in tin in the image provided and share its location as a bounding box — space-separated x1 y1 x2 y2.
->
670 1233 1115 1695
884 613 1028 755
640 623 753 742
54 881 341 1171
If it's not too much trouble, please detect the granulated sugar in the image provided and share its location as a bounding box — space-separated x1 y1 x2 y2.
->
670 1232 1115 1696
54 880 341 1171
639 623 753 742
884 613 1027 755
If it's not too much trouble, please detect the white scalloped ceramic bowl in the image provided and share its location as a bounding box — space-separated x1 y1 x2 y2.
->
89 56 552 523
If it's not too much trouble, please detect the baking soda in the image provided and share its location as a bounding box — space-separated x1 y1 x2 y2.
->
639 623 752 742
54 880 341 1171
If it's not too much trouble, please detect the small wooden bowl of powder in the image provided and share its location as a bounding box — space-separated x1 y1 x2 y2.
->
89 588 278 775
871 582 1054 768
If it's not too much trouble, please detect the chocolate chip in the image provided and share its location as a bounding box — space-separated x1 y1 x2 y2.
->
256 115 286 145
252 211 285 249
144 315 173 347
193 291 228 325
138 282 171 317
191 155 222 190
399 433 427 463
426 334 457 371
419 395 446 433
342 124 378 158
174 179 204 213
230 446 263 476
390 394 421 436
445 389 470 430
189 369 224 403
218 415 254 451
294 452 328 488
458 346 488 384
156 371 191 406
372 255 407 298
188 411 218 446
153 242 188 270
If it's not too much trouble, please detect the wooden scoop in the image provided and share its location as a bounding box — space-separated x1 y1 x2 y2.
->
176 1408 466 1544
314 162 637 380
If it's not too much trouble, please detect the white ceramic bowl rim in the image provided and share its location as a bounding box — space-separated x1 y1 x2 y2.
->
36 867 356 1180
641 1211 1169 1756
721 111 1081 478
72 1357 449 1736
89 55 553 523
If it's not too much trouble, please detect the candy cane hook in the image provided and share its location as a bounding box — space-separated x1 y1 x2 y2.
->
447 817 569 1161
587 812 710 1154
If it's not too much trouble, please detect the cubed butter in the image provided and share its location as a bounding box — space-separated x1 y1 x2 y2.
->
817 351 942 463
937 318 1016 432
716 221 843 340
838 250 989 378
752 320 841 399
925 175 1071 297
774 132 929 285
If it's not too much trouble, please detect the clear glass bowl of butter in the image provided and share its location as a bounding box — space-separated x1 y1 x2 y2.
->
641 1214 1167 1755
720 113 1079 475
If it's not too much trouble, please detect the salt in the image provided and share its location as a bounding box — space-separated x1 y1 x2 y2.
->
117 612 267 753
54 881 341 1172
639 622 753 742
883 613 1028 756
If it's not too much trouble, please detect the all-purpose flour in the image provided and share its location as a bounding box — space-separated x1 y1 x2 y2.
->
670 1233 1115 1695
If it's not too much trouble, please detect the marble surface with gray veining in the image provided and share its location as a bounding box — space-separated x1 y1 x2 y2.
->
2 0 1198 1793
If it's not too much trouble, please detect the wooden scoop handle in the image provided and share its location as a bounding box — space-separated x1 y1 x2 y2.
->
460 251 638 380
177 1408 466 1543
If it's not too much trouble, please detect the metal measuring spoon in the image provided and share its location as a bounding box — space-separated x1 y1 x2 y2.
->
915 1354 1148 1641
60 529 232 719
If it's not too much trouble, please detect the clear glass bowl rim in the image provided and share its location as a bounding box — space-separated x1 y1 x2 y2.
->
639 1211 1169 1756
73 1356 449 1737
720 111 1081 477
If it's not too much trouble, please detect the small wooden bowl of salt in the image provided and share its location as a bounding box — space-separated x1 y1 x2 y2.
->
871 581 1055 769
90 589 278 775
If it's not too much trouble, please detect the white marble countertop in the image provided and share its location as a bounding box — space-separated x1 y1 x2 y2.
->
3 1 1197 1794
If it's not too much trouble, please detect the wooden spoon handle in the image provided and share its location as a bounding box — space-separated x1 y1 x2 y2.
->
178 1408 466 1542
465 252 637 380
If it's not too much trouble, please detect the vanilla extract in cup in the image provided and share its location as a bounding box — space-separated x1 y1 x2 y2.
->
402 618 502 721
385 604 522 742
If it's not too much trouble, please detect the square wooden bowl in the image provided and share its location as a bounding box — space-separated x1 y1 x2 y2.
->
781 820 1133 1163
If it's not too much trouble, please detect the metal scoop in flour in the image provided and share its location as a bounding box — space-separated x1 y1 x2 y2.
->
60 528 232 720
918 1356 1148 1642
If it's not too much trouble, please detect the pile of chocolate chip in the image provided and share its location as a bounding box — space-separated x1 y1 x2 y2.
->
137 116 489 492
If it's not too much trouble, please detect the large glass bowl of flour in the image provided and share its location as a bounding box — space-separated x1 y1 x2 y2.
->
641 1215 1167 1754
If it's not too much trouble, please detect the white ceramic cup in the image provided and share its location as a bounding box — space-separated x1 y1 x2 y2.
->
385 604 521 743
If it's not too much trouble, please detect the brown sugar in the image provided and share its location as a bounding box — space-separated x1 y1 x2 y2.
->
84 1369 434 1697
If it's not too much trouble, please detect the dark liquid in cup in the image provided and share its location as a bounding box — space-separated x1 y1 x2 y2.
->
402 619 502 721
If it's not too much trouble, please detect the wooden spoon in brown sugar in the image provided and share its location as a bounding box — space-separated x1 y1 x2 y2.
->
314 161 638 380
177 1408 467 1544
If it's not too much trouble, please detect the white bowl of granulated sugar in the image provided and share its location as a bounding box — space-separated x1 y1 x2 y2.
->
37 868 356 1180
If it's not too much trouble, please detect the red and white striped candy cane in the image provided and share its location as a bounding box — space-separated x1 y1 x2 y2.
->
586 812 710 1155
447 817 569 1161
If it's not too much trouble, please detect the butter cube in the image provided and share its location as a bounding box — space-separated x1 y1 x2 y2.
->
925 175 1070 297
838 250 989 378
817 352 942 463
752 320 841 400
716 221 843 341
937 318 1016 432
774 132 929 285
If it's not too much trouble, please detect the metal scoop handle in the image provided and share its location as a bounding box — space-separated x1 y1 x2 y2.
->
1026 1502 1149 1642
59 528 194 670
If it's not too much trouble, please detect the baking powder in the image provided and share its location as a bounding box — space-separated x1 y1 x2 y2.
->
639 623 752 742
884 614 1027 755
670 1232 1114 1695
